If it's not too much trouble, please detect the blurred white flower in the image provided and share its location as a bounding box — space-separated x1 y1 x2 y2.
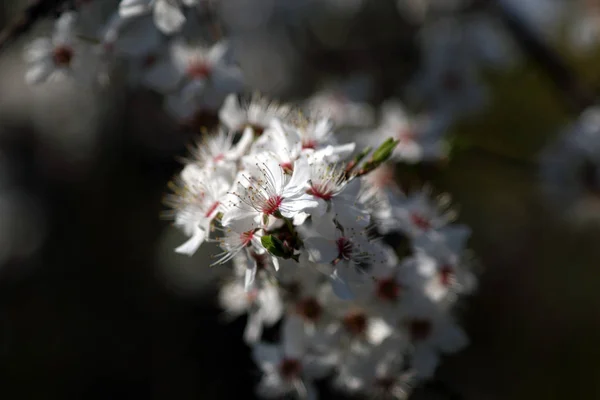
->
120 0 201 34
24 12 87 84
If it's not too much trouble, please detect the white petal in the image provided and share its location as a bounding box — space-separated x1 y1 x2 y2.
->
271 255 280 271
208 65 244 97
312 215 337 239
252 343 283 369
218 281 249 315
339 177 361 199
54 11 77 34
285 156 311 192
24 38 52 62
313 117 334 140
258 286 284 326
303 353 337 380
303 237 338 264
260 153 286 193
174 226 206 256
114 16 161 57
244 311 264 344
219 94 245 130
329 269 355 300
282 317 305 358
153 0 185 34
221 204 259 232
334 203 370 229
207 41 229 64
180 79 206 103
142 59 182 93
395 142 423 164
170 39 193 72
256 373 287 398
119 0 152 18
313 143 356 163
366 318 393 345
292 212 310 226
228 126 254 159
25 62 53 85
244 260 257 291
280 195 319 218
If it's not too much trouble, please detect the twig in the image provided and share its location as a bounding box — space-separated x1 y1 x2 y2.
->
488 0 597 114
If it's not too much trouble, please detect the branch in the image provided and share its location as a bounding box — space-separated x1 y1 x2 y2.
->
488 0 597 114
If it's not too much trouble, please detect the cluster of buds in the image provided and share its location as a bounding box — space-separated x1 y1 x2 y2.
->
166 94 476 399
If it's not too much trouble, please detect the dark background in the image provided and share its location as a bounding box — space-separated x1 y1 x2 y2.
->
1 1 600 399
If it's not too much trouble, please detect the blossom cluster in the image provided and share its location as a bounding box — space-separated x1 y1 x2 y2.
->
20 0 519 128
163 94 476 399
15 1 498 398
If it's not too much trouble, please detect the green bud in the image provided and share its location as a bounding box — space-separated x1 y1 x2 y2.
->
261 234 300 261
355 138 399 176
261 234 288 258
370 137 399 164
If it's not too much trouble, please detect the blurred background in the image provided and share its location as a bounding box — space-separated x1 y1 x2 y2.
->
1 0 600 399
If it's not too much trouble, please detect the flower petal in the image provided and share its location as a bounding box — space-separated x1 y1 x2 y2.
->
252 343 282 369
153 0 185 34
174 226 206 256
25 62 53 85
303 237 338 264
142 59 182 93
244 311 264 344
119 0 152 18
329 269 355 300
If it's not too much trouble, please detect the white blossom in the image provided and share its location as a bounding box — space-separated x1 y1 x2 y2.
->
24 12 86 84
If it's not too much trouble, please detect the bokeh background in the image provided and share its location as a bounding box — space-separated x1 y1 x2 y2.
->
1 1 600 399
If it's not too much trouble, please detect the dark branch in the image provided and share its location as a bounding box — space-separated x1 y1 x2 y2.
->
488 0 597 114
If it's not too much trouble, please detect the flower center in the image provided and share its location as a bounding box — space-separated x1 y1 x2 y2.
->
262 195 282 215
307 182 333 201
279 358 302 380
279 162 293 174
187 62 211 79
376 277 400 302
142 53 157 68
52 45 73 67
439 264 453 286
409 319 432 342
302 139 317 150
410 213 431 230
246 288 258 302
240 230 255 247
336 237 353 260
295 297 322 322
204 201 220 218
343 311 367 336
375 377 396 392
